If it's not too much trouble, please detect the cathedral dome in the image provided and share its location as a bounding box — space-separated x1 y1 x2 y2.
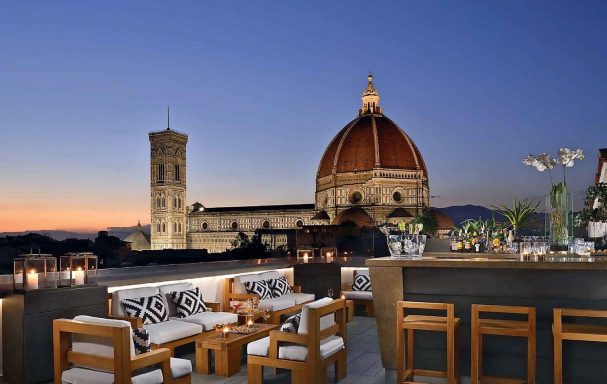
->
317 75 426 179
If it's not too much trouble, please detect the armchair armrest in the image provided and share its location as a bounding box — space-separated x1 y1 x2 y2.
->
205 301 221 312
131 348 171 371
268 330 308 359
291 285 302 293
108 315 143 329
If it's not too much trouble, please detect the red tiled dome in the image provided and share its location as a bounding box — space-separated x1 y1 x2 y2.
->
317 114 426 178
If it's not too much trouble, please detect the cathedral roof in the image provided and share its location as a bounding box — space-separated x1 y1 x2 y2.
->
317 75 427 179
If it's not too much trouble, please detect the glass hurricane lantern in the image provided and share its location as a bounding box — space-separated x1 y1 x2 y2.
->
58 252 98 287
13 254 58 292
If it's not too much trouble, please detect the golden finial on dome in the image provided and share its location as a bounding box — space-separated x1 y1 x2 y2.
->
360 73 381 115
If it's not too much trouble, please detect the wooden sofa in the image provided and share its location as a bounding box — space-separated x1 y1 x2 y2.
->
247 297 347 383
109 282 238 355
341 269 374 317
224 271 315 324
53 315 192 384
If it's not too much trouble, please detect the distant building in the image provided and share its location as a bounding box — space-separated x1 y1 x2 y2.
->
149 75 437 251
596 148 607 185
122 222 151 251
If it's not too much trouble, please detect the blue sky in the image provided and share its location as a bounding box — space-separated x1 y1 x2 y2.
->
1 1 606 230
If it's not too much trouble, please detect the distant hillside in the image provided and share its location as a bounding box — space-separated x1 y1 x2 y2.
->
0 224 151 241
434 205 496 226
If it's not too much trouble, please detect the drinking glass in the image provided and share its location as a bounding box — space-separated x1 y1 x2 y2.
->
262 309 271 323
214 323 223 340
327 288 334 298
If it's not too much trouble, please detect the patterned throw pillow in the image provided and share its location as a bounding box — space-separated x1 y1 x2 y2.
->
268 276 293 298
280 314 301 333
171 287 208 318
121 294 169 325
244 280 273 300
132 328 151 354
352 274 372 292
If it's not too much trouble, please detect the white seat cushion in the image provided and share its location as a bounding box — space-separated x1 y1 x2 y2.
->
258 297 296 311
343 291 373 301
144 319 202 345
174 312 238 331
158 282 193 317
61 367 163 384
170 357 192 379
246 335 344 362
111 287 160 317
298 298 335 335
280 293 315 304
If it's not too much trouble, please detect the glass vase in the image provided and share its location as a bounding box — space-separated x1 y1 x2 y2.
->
546 185 572 252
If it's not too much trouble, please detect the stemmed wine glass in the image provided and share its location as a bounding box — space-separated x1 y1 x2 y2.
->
327 288 334 299
262 309 271 323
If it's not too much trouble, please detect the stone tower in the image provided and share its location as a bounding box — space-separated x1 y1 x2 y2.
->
149 118 188 250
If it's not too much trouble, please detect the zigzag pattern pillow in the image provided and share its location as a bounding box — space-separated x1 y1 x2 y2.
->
132 328 151 354
268 276 292 298
121 294 169 325
353 274 372 292
280 314 301 333
244 280 273 300
171 287 208 318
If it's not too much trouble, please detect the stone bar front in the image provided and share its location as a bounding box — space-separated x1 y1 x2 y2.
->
367 253 607 383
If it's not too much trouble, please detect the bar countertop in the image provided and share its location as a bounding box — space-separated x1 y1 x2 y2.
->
366 252 607 270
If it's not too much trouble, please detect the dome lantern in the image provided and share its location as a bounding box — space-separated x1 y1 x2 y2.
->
360 74 381 115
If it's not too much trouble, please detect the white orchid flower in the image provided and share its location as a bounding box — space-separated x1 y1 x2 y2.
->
522 155 536 166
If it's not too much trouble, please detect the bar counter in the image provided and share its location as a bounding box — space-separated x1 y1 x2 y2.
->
367 253 607 382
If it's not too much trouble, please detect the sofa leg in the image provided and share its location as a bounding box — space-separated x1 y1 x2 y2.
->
291 369 310 384
248 363 263 384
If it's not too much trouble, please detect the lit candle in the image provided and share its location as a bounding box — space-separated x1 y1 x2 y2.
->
222 325 230 338
303 253 309 263
74 267 85 286
247 318 254 328
341 294 346 300
27 270 39 290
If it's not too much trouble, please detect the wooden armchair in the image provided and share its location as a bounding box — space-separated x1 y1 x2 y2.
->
53 317 191 384
341 269 374 317
224 272 313 324
247 297 347 383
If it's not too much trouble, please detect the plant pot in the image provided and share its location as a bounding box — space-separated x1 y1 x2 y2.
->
588 221 607 238
546 184 572 252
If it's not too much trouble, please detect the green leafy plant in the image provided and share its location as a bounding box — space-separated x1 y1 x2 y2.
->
491 199 540 233
412 210 438 237
577 183 607 225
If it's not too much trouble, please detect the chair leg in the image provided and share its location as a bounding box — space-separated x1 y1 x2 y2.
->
471 330 479 384
528 329 536 384
554 334 563 384
248 363 263 384
291 369 310 384
397 327 404 384
336 351 347 381
447 328 456 384
406 329 414 373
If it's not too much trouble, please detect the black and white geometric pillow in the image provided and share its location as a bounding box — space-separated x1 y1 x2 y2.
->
352 274 372 292
171 287 208 318
244 280 273 300
121 294 169 325
280 314 301 333
268 276 293 298
132 328 151 354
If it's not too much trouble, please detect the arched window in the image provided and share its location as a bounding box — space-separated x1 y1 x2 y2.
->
156 223 161 233
173 196 178 208
173 222 177 233
156 196 161 208
174 164 180 182
161 222 166 233
158 164 165 182
161 196 166 208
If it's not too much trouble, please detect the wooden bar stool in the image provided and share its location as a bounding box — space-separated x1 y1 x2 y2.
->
553 308 607 384
396 301 459 384
471 304 536 384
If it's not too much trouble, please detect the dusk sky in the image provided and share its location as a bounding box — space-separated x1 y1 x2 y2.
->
1 1 606 232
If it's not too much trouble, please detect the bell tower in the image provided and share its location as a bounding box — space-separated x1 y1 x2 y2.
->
149 111 188 250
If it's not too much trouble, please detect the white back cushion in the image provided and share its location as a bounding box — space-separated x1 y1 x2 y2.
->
111 286 159 317
259 271 282 281
356 269 369 276
158 282 193 318
72 315 135 360
233 273 262 294
298 297 335 335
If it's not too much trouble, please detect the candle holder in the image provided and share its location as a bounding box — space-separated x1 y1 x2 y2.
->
321 247 337 261
297 247 313 263
222 324 231 339
13 254 58 292
58 253 98 287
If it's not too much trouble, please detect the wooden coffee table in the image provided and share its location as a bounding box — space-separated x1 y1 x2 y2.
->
195 323 279 377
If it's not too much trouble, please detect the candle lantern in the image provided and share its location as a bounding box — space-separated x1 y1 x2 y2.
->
59 252 98 287
321 247 337 261
13 254 58 292
296 247 313 263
